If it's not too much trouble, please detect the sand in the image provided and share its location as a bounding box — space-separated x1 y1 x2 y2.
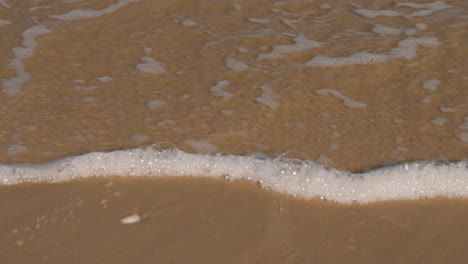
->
1 177 468 263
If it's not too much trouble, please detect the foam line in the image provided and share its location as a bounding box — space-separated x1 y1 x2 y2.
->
49 0 141 21
306 37 440 67
2 25 51 95
316 89 368 108
258 35 321 60
354 1 452 18
0 148 467 204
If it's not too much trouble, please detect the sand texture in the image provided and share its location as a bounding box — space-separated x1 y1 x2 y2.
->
2 177 468 264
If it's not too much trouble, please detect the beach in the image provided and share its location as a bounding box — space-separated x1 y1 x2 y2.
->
0 0 467 262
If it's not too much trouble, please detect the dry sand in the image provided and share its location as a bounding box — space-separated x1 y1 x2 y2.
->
2 177 468 264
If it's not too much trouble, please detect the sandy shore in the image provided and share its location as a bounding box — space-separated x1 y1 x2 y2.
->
2 177 468 264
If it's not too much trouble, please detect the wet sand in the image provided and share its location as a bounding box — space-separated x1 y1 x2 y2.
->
2 177 468 263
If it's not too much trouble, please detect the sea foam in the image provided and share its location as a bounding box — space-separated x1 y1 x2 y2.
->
0 147 467 204
49 0 142 20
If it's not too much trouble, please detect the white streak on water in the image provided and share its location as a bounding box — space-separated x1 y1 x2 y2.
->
258 35 321 60
2 25 51 95
316 89 368 109
355 1 452 18
307 37 440 67
49 0 142 21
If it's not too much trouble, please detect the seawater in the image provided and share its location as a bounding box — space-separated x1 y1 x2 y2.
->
0 0 467 203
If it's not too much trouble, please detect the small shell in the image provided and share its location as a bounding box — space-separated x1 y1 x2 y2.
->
120 213 141 224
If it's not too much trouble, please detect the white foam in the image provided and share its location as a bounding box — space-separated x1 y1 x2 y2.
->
74 85 97 91
210 80 233 100
372 24 402 35
248 18 270 24
440 107 456 113
307 37 440 67
49 0 142 21
7 145 27 155
316 89 368 109
184 140 219 154
181 20 197 26
459 117 468 130
423 78 440 91
431 117 447 126
254 85 279 109
0 18 11 26
136 56 165 74
258 35 321 60
83 96 94 102
416 23 428 30
130 134 149 143
97 76 112 83
354 1 452 18
0 0 9 8
2 25 51 95
0 147 467 204
147 99 167 109
238 47 248 53
457 133 468 143
225 58 248 72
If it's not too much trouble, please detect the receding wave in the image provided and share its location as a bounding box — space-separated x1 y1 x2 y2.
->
1 147 467 204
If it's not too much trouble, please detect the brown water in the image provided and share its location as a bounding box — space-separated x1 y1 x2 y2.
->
0 0 466 172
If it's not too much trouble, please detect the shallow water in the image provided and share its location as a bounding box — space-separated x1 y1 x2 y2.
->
0 0 467 199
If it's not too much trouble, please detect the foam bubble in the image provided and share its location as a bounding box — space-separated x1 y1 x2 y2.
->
440 107 456 113
431 117 447 126
372 24 402 35
307 52 388 67
423 78 440 91
316 89 368 109
74 85 97 91
130 134 149 143
248 18 270 24
83 96 94 102
181 20 197 26
225 58 248 72
7 145 27 155
416 23 428 30
0 18 11 26
238 47 248 53
136 56 166 74
49 0 142 21
459 117 468 130
184 140 219 154
307 37 440 67
0 147 467 204
457 133 468 143
258 35 321 60
0 0 9 8
147 99 167 109
210 80 233 100
355 1 452 18
254 85 279 109
97 76 112 83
